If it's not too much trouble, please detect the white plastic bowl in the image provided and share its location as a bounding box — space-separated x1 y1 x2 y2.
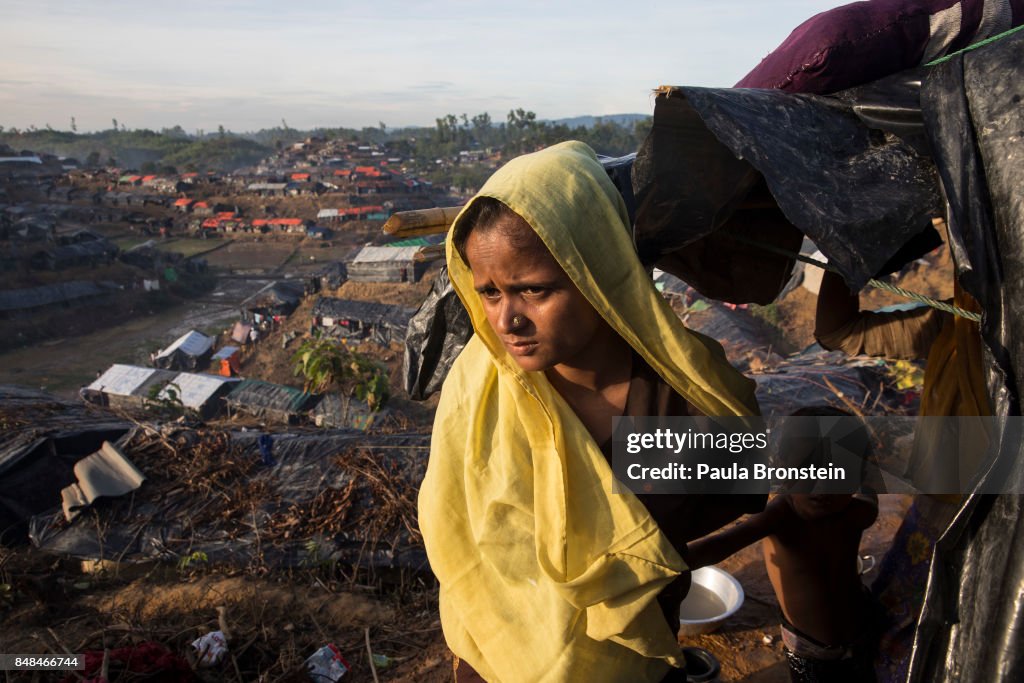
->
678 566 745 636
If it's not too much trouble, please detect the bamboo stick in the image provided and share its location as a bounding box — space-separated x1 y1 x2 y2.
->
414 244 446 262
382 206 462 236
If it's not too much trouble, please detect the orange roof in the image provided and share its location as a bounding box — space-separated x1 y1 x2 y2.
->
201 218 220 228
290 172 310 180
216 211 236 219
181 172 198 178
252 219 268 226
343 205 385 216
126 175 142 182
142 175 157 182
173 198 192 206
333 169 351 176
355 166 376 174
270 218 303 226
194 201 209 208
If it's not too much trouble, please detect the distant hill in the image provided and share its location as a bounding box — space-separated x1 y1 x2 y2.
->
548 114 649 129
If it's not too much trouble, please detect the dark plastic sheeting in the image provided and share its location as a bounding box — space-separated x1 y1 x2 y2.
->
909 28 1024 682
402 265 472 400
29 430 430 572
632 79 944 299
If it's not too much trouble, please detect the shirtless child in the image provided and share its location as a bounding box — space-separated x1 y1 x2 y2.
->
686 422 879 682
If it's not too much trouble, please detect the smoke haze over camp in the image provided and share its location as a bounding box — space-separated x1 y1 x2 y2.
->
1 0 849 132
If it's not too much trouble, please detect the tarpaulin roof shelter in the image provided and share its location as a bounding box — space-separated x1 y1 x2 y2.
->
310 393 383 431
0 281 118 317
239 280 306 317
313 296 414 341
153 330 214 371
224 380 320 424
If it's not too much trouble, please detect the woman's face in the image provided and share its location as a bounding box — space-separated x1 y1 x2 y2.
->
464 215 611 373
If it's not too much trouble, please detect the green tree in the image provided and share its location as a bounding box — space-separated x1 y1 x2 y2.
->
291 336 389 409
292 336 353 394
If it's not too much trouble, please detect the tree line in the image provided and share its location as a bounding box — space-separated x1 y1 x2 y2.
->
0 109 650 175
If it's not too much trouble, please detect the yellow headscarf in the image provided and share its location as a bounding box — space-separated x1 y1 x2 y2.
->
419 141 758 682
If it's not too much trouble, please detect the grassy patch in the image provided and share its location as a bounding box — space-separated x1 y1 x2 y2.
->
155 239 220 258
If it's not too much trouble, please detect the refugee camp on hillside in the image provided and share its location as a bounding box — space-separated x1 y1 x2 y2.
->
2 0 1024 681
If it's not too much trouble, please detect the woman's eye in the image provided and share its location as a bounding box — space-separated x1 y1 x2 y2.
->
522 287 548 298
481 288 501 300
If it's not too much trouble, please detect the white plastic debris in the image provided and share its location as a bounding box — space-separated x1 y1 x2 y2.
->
191 630 228 667
305 644 350 682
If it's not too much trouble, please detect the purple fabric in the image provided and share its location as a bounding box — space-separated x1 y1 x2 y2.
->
736 0 1024 94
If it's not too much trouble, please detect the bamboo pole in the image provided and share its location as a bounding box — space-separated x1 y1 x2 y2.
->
382 206 462 237
414 244 446 263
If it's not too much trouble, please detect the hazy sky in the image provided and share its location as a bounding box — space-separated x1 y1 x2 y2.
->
1 0 851 133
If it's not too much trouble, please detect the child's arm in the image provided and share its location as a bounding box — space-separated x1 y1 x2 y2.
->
686 496 788 569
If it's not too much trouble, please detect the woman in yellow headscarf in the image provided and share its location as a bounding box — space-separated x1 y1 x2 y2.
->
418 141 759 682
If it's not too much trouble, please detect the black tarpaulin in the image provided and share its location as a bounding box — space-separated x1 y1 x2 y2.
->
631 80 944 301
0 385 130 544
403 266 472 400
909 27 1024 682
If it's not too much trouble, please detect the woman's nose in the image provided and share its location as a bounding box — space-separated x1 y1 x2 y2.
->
496 303 524 334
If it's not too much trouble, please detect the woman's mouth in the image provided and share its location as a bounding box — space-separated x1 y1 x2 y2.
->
506 340 538 356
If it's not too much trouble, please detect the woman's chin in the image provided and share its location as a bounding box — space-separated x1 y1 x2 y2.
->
510 354 551 373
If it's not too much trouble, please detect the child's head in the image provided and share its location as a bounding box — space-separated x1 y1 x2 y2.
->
777 406 874 497
788 493 854 520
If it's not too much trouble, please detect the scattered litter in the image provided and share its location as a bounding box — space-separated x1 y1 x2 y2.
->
60 441 146 522
191 630 228 667
370 653 393 670
762 634 775 646
305 644 350 681
258 433 277 466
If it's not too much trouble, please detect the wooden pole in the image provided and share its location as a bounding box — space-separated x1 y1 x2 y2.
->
382 206 462 237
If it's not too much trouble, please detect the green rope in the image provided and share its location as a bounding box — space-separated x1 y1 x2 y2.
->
728 235 982 322
865 277 981 322
925 24 1024 66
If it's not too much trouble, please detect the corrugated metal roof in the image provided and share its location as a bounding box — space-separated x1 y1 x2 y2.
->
88 364 173 397
159 373 239 409
157 330 214 359
212 346 240 360
350 245 421 263
317 208 339 218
